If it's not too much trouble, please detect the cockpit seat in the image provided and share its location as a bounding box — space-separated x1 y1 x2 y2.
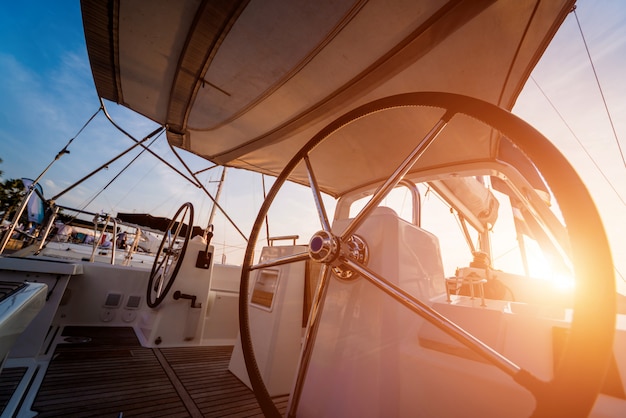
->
331 206 446 300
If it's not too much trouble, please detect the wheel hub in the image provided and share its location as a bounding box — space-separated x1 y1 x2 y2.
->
308 230 339 263
308 231 369 280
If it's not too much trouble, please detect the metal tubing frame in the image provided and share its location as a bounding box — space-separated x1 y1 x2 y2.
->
287 265 332 417
100 102 200 187
340 116 449 241
50 126 163 201
398 178 422 226
0 139 76 253
344 257 521 377
167 143 248 242
36 206 60 253
287 115 456 413
239 91 615 417
305 156 332 232
88 214 117 265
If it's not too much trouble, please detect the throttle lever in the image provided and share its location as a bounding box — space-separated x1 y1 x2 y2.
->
173 290 200 308
195 224 214 269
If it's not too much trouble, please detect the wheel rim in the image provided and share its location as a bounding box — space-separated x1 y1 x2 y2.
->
147 202 194 308
238 92 616 417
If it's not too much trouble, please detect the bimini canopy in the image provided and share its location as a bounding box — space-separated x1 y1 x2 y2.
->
81 0 574 197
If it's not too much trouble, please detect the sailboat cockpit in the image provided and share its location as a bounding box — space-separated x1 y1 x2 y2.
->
1 0 624 417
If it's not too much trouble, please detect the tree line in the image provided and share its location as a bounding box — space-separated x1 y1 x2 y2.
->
0 158 73 228
0 158 27 225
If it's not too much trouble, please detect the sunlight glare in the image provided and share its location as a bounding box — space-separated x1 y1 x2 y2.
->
526 247 575 293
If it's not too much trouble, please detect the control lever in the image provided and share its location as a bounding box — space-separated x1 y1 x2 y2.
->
195 224 214 269
173 290 201 308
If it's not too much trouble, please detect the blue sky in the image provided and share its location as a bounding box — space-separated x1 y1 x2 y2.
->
0 1 624 290
513 1 626 293
0 1 300 262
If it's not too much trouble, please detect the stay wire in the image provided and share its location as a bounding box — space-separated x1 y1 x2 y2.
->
530 77 626 207
78 134 162 215
56 106 102 157
112 160 160 209
573 8 626 168
27 107 101 225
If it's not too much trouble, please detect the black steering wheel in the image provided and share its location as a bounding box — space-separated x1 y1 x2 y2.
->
238 92 616 417
146 202 194 308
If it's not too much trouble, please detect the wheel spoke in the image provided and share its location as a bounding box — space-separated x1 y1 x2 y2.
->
249 250 310 271
341 256 525 379
154 272 164 295
340 115 450 241
147 202 194 308
171 211 187 242
166 230 173 250
153 273 162 292
304 155 331 232
288 264 332 416
238 92 615 417
154 253 168 272
161 256 174 278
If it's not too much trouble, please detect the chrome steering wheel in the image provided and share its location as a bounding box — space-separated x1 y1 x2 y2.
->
238 92 616 417
146 202 194 308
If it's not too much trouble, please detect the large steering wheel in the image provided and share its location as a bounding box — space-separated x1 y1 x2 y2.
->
238 92 616 417
147 202 194 308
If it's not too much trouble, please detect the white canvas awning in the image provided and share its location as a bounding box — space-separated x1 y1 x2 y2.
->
81 0 574 197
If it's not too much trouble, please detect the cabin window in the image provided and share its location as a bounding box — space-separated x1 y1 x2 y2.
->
250 269 280 310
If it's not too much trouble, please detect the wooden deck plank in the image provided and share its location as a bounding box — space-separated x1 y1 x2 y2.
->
27 326 288 417
0 367 27 412
159 346 266 417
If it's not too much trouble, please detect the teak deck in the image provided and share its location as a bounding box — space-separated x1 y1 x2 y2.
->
1 326 288 417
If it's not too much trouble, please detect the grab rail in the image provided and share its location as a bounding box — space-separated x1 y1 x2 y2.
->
89 214 117 265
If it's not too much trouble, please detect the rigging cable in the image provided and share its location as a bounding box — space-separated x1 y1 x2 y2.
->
74 133 161 218
61 106 102 155
112 160 160 209
0 107 102 254
530 77 626 207
530 11 626 283
529 79 626 283
573 8 626 168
